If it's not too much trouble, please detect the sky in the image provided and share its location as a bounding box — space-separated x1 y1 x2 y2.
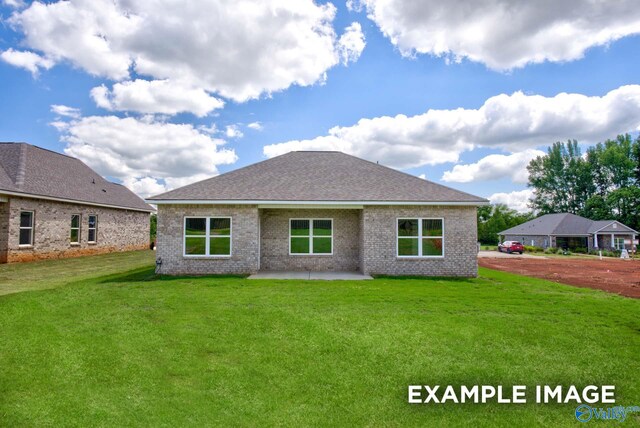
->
1 0 640 211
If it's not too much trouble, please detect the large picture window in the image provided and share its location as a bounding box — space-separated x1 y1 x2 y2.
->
70 214 80 244
184 217 231 257
290 219 332 255
19 211 34 246
397 218 444 257
88 215 98 243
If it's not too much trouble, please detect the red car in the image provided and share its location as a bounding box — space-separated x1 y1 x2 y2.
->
498 241 524 254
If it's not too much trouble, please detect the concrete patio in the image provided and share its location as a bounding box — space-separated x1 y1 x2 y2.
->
248 271 373 280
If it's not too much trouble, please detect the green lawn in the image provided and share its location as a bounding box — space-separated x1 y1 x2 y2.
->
1 252 639 426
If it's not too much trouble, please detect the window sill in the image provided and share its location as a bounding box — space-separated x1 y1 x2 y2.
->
396 256 445 260
88 242 97 245
18 244 33 249
70 243 81 246
183 255 231 259
289 253 334 256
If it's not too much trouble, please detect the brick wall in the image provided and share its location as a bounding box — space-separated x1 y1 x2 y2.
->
0 201 9 263
361 205 478 277
259 208 360 271
5 196 150 263
503 235 550 248
156 204 260 275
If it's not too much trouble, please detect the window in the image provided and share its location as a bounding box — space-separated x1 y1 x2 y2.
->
614 237 625 250
19 211 34 246
184 217 231 257
70 214 80 244
290 219 332 255
88 215 97 243
397 218 444 257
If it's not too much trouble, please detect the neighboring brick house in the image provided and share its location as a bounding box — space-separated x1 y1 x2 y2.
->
0 143 153 263
148 151 488 276
498 213 639 251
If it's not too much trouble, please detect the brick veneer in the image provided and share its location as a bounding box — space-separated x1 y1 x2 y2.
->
4 196 150 263
156 204 260 275
361 205 478 277
157 204 479 277
259 208 360 271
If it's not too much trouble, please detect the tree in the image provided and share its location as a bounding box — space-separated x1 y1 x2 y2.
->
527 140 593 214
477 204 534 245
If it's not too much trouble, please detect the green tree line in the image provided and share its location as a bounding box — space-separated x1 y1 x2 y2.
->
477 204 534 245
527 134 640 231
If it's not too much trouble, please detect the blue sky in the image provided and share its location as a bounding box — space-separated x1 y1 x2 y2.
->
1 0 640 210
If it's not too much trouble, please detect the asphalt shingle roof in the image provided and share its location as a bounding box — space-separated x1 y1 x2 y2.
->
0 143 153 212
149 151 488 204
499 213 638 236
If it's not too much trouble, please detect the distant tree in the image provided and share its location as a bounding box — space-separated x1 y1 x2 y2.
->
527 134 640 231
150 214 157 243
527 140 593 214
477 204 534 245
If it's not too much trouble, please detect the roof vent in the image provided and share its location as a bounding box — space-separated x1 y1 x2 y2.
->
102 189 107 193
92 178 95 184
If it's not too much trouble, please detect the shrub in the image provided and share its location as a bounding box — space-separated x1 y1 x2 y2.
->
524 245 544 253
573 247 588 254
544 247 555 254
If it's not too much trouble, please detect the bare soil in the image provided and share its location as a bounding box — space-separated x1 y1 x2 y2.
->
479 256 640 298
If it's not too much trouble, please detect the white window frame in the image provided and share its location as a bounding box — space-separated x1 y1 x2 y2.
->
289 218 333 256
87 214 98 244
19 210 34 247
183 216 232 258
614 237 625 250
396 217 445 258
70 214 81 245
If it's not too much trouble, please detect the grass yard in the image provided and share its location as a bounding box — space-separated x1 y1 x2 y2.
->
1 252 639 426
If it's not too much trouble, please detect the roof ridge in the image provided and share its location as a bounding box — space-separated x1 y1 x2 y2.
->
15 142 27 189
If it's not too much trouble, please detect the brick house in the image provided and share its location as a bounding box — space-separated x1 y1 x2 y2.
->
148 151 488 276
0 143 153 263
498 213 639 251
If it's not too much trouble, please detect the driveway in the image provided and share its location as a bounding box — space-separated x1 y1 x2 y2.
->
478 250 546 259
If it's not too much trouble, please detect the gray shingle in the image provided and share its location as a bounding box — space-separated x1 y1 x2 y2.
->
149 151 488 203
0 143 153 212
500 213 637 236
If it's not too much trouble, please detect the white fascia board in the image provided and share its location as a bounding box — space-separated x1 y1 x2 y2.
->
0 190 154 213
592 221 639 235
146 199 489 207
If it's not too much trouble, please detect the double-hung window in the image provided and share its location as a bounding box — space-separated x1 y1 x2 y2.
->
19 211 34 246
70 214 80 244
397 218 444 257
290 219 332 255
184 217 231 257
614 237 625 250
88 215 98 243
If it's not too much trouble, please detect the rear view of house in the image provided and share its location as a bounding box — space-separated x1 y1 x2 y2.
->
0 143 153 263
148 151 488 277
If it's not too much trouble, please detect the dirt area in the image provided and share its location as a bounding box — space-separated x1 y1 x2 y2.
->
479 256 640 298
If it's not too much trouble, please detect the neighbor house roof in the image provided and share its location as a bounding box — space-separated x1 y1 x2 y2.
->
148 151 488 205
0 143 153 212
499 213 638 236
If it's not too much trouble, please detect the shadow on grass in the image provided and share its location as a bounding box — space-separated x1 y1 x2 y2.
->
98 267 248 284
372 274 476 283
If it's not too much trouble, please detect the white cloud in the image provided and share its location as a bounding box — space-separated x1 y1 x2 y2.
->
90 80 224 117
0 48 53 76
418 174 426 179
337 22 366 65
7 0 365 101
50 104 81 119
247 122 263 131
3 0 25 9
488 189 534 213
60 116 237 198
264 85 640 169
225 125 244 139
442 150 545 184
354 0 640 70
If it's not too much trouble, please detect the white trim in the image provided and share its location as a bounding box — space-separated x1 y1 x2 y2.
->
396 217 445 259
147 199 488 207
258 204 363 209
70 213 81 244
289 218 333 255
0 190 153 213
183 216 232 258
87 214 98 243
19 210 34 246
